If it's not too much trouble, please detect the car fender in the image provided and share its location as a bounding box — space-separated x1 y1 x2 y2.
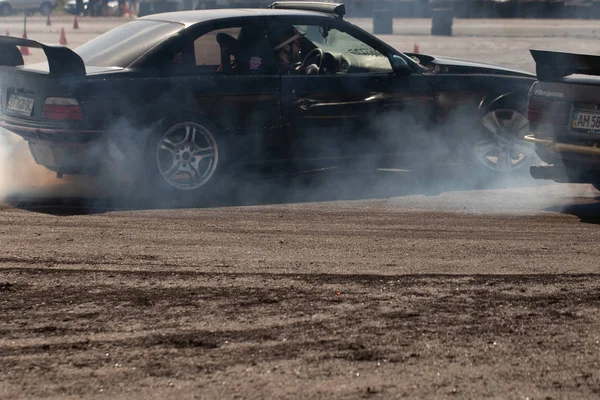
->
140 108 222 149
478 92 528 116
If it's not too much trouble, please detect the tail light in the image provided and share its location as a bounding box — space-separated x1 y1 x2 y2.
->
527 97 568 126
42 97 83 121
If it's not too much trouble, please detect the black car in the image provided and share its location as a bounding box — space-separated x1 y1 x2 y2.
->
0 2 536 199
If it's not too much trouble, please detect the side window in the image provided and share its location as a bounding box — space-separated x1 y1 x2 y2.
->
194 27 240 67
192 25 278 75
292 24 393 74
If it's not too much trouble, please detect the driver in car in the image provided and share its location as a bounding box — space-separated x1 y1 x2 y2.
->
268 26 306 74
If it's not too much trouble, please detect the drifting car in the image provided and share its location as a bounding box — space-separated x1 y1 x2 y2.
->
0 2 536 199
526 50 600 190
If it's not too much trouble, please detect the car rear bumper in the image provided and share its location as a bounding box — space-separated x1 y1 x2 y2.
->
0 119 105 142
0 119 108 175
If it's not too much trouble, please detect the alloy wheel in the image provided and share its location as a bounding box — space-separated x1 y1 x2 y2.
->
156 122 218 190
475 108 534 172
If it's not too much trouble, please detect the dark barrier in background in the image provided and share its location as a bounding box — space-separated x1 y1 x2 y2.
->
136 0 600 19
431 5 453 35
344 0 600 18
138 0 180 16
373 0 394 33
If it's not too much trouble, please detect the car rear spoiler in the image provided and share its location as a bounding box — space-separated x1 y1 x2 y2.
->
0 36 85 77
267 1 345 18
531 49 600 81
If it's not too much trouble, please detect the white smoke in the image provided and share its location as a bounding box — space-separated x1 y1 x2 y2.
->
0 129 64 200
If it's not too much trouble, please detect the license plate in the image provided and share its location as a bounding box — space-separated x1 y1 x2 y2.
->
571 110 600 131
7 94 34 117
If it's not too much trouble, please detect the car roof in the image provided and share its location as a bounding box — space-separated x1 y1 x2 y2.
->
139 8 337 26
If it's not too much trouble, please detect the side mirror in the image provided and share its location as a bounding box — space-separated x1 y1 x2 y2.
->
390 54 412 76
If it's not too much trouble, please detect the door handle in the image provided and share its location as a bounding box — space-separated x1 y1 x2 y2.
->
293 97 319 111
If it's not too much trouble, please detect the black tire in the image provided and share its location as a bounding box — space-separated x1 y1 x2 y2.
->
468 98 538 175
141 115 230 206
0 3 12 16
39 1 52 15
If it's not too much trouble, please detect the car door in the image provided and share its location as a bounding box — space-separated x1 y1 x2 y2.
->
145 21 286 166
278 20 435 167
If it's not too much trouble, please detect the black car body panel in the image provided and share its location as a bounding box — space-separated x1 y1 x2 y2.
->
408 53 533 78
0 4 536 189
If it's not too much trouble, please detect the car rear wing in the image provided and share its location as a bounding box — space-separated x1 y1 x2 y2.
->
0 36 85 77
531 49 600 81
267 1 345 19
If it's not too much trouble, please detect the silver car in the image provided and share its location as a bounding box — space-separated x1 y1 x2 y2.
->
0 0 57 15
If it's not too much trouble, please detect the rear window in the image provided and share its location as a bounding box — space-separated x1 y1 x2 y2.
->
75 20 183 68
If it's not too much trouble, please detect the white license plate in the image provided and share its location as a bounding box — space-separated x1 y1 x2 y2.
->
7 94 35 117
571 110 600 131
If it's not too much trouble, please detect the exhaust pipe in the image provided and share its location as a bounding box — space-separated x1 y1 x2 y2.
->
529 165 568 181
524 134 600 156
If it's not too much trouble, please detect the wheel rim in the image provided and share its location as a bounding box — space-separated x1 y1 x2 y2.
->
475 108 534 173
156 122 218 190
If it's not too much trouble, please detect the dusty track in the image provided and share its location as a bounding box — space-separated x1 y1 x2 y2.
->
1 172 600 399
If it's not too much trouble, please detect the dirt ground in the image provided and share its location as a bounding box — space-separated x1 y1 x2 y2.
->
1 172 600 399
1 16 600 400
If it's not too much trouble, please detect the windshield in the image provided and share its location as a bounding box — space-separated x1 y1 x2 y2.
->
295 25 387 58
75 20 183 68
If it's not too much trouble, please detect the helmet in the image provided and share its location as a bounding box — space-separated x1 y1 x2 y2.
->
268 25 305 51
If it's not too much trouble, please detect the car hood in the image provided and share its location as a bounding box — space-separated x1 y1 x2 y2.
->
406 53 534 77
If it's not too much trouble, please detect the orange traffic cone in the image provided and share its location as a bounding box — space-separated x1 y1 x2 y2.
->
59 27 67 45
73 15 79 29
413 43 419 54
46 14 51 26
20 32 30 56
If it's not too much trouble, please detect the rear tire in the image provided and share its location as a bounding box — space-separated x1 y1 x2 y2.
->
142 116 229 206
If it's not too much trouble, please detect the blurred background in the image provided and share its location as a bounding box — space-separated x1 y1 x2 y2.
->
1 0 598 19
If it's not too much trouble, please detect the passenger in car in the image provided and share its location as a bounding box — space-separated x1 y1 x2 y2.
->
216 25 278 74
